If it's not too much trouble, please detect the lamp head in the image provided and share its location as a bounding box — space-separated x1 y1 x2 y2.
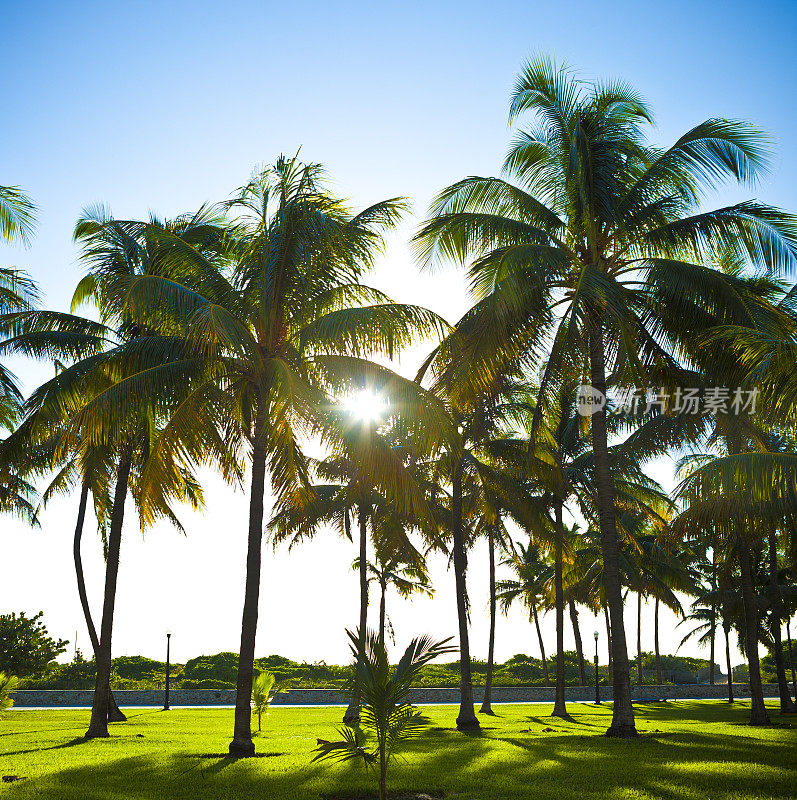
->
593 630 599 641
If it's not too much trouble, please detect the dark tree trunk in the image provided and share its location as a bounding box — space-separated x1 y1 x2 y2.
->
532 605 549 686
344 506 369 724
570 600 586 686
479 526 496 715
636 592 643 686
709 546 717 685
229 433 268 757
84 446 133 739
604 605 613 684
787 619 797 698
451 458 479 730
552 502 568 718
767 528 796 712
737 539 770 725
379 580 386 644
724 623 734 703
73 480 126 724
588 321 636 736
654 597 662 686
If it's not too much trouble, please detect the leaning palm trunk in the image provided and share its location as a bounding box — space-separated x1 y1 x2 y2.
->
710 548 717 685
73 480 126 724
343 506 369 724
569 600 586 685
451 460 478 730
532 606 549 686
737 539 770 725
84 446 133 739
479 527 496 714
724 623 734 703
229 432 268 757
654 597 662 686
378 581 386 644
589 321 636 735
767 529 796 712
551 503 568 717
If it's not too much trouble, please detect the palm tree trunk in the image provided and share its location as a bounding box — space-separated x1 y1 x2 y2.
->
724 623 734 703
654 597 662 686
229 432 268 757
479 526 496 715
636 592 643 686
532 605 549 686
84 445 133 739
344 505 369 724
552 502 568 717
73 479 126 724
767 528 796 712
588 321 636 736
787 619 797 698
570 600 586 686
379 579 386 644
737 538 770 725
709 546 717 685
451 458 479 730
604 605 613 682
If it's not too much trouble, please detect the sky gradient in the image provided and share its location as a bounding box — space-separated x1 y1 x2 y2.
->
2 0 796 668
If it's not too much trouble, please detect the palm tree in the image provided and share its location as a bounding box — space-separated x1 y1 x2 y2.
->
111 156 447 755
415 56 796 735
354 536 433 644
497 541 552 685
313 629 455 800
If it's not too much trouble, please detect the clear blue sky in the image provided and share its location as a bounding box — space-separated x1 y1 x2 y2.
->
2 0 796 666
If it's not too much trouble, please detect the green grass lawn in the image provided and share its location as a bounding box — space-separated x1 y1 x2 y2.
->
0 701 794 799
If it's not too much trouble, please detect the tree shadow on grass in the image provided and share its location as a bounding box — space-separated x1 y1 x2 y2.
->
1 736 88 758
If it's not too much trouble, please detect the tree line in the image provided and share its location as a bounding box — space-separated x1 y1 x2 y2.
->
0 56 795 754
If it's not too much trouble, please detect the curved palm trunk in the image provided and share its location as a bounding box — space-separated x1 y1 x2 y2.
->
343 506 369 724
479 527 496 715
451 459 479 730
569 600 586 685
737 539 770 725
654 597 662 686
532 606 549 686
767 529 796 712
73 480 126 724
724 623 734 703
551 502 568 717
229 434 268 757
84 446 133 739
787 620 797 698
636 592 643 686
588 322 636 736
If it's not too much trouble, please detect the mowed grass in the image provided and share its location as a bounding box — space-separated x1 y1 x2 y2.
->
0 701 795 799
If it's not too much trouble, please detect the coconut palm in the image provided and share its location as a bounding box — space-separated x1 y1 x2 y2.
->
251 670 289 732
313 629 455 800
415 56 797 735
107 156 448 755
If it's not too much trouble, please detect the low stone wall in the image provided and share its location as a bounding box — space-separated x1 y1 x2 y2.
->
12 684 777 708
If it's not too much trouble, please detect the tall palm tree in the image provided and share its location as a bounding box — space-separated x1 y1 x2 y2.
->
111 156 447 755
415 56 796 735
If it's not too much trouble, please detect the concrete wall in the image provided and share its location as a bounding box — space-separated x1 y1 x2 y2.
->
11 684 777 707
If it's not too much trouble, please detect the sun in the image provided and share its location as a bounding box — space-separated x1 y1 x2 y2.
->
345 389 388 424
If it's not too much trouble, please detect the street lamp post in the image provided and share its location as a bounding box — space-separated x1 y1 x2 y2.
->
164 632 172 711
594 631 600 705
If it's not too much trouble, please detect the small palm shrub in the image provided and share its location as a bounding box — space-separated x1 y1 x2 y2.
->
313 629 454 800
0 672 19 717
251 670 289 732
